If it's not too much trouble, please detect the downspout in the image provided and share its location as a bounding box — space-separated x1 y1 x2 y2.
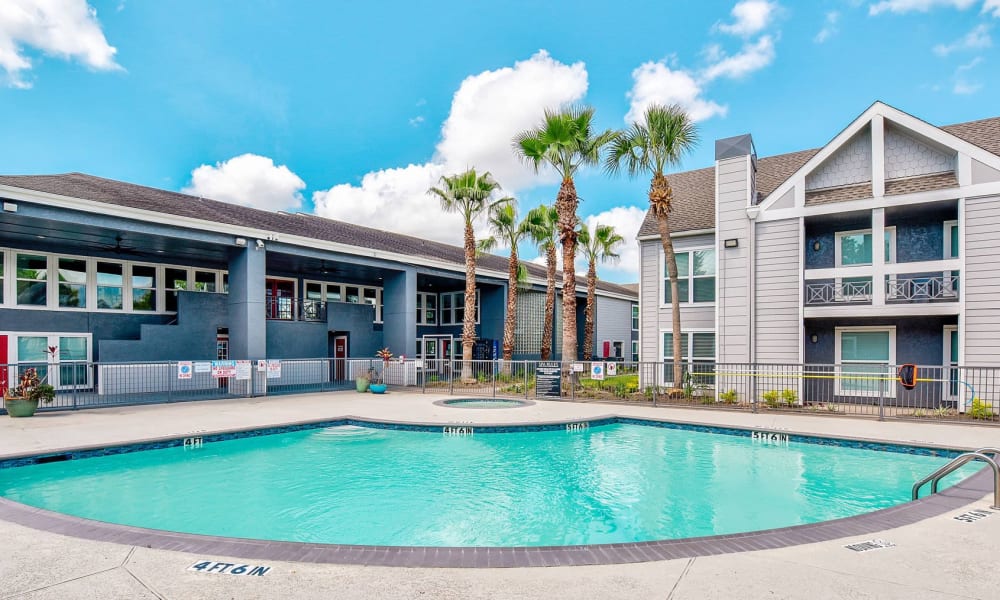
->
746 207 759 364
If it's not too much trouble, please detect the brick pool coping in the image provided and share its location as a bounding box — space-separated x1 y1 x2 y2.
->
0 414 992 568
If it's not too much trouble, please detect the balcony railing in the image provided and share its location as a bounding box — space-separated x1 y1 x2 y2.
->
265 298 327 322
805 274 960 306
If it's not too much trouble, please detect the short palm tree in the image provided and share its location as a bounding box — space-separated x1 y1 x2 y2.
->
478 201 528 369
513 106 616 363
605 103 699 387
428 169 503 383
578 223 624 360
522 204 559 360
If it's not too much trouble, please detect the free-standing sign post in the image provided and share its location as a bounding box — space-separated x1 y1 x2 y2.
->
535 361 561 398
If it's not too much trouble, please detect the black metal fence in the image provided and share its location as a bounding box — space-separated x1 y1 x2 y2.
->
4 358 999 425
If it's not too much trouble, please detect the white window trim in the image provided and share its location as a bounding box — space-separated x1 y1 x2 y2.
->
658 328 716 386
4 331 93 390
943 220 958 259
943 325 958 401
416 291 438 326
303 278 384 323
659 247 717 308
833 227 896 302
834 326 896 398
3 246 227 315
439 290 480 325
631 340 639 363
631 304 639 331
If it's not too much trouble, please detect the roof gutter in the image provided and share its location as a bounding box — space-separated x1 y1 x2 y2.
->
636 227 715 242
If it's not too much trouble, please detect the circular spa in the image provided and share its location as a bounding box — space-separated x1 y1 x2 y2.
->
0 420 975 549
434 398 534 409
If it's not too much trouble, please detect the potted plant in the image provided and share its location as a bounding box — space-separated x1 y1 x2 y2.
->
355 368 370 393
4 367 56 417
369 348 393 394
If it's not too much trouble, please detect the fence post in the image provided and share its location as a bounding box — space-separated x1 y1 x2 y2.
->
878 366 886 421
167 362 174 403
570 361 575 401
492 360 497 397
524 361 529 400
449 355 455 396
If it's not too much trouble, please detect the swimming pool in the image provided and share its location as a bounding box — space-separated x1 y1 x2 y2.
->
435 398 533 408
0 420 972 548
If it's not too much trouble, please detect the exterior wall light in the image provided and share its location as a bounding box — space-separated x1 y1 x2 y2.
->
812 240 821 252
235 237 247 247
810 334 819 344
724 238 739 248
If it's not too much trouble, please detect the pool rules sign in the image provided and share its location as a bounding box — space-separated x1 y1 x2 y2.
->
535 362 561 398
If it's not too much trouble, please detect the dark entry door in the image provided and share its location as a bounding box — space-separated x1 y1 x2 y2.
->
333 335 348 380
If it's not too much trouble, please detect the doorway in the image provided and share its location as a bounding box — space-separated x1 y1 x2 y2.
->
266 278 296 320
420 334 452 374
332 334 348 381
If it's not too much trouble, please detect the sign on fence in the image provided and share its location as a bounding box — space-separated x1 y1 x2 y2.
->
266 360 282 379
194 362 211 374
211 360 236 378
606 363 617 376
536 361 561 398
235 360 252 380
590 363 605 381
177 361 193 379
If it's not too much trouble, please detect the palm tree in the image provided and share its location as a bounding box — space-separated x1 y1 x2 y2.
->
605 103 699 387
578 223 624 361
428 169 503 383
522 205 559 360
478 201 528 369
514 106 616 364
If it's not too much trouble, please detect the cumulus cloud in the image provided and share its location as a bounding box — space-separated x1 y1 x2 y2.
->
0 0 120 88
869 0 976 15
625 62 727 123
701 36 776 81
578 206 647 280
933 23 992 55
814 11 840 43
716 1 778 36
952 56 985 94
312 50 589 245
183 154 306 212
986 0 1000 16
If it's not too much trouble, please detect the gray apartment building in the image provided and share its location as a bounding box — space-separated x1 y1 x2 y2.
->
638 102 1000 404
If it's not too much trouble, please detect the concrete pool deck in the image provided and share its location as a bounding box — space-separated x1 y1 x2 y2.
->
1 391 999 599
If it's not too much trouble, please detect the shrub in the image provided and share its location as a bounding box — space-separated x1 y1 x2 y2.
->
718 389 738 404
969 398 995 420
762 389 780 408
781 388 798 406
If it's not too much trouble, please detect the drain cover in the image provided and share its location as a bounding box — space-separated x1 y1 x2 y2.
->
844 539 895 552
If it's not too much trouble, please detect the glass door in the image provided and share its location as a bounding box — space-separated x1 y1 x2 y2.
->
14 335 91 390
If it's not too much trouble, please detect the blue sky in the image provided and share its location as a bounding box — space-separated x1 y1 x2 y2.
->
1 0 998 282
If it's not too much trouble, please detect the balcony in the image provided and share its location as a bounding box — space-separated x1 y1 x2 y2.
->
265 298 327 322
803 259 960 317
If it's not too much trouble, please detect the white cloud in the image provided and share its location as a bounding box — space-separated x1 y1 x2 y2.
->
716 1 778 36
408 115 425 127
869 0 976 15
701 36 776 81
0 0 120 88
183 154 306 212
312 50 589 245
814 11 840 43
986 0 1000 16
579 206 647 281
625 61 727 123
933 23 992 55
952 56 985 94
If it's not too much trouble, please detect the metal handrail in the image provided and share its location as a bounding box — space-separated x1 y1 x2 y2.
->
912 451 1000 509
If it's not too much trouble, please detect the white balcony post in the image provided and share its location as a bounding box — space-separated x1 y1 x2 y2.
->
872 208 886 306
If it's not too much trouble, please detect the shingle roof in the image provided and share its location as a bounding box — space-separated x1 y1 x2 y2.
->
885 172 958 196
805 183 873 206
0 172 637 298
637 115 1000 238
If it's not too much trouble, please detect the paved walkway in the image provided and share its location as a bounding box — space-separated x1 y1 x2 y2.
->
1 391 999 599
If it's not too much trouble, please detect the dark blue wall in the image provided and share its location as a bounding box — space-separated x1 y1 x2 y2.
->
0 310 173 362
806 214 953 269
328 302 382 359
99 292 228 362
804 316 955 365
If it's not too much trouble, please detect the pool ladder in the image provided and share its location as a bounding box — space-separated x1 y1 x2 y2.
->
912 447 1000 509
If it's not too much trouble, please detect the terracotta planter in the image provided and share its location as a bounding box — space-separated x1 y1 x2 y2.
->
355 377 370 393
4 397 40 418
369 383 387 394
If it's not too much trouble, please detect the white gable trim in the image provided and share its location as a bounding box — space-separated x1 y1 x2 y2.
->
756 101 1000 215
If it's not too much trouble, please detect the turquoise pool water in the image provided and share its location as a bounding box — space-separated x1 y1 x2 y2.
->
442 398 528 408
0 423 971 547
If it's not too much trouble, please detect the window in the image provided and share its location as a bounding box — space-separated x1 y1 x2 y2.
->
17 254 47 306
58 258 87 308
12 333 91 389
131 265 157 311
631 340 639 363
663 249 715 304
193 270 217 292
612 341 624 359
96 262 124 310
345 286 360 303
835 229 895 266
631 304 639 331
440 290 480 325
417 292 437 325
164 268 188 312
835 327 895 397
943 220 960 295
661 331 715 384
326 284 342 302
302 280 384 323
0 250 4 304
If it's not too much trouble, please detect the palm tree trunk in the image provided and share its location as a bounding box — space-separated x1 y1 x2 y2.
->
584 260 596 362
556 178 578 371
501 247 518 374
540 243 556 361
461 220 477 383
651 172 683 388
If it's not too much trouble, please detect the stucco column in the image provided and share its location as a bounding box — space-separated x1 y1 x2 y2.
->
227 245 267 360
479 284 506 357
382 268 417 357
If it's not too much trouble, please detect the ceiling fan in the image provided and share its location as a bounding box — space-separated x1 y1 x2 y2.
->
97 234 145 256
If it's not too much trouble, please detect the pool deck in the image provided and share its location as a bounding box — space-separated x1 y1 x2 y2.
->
2 391 999 599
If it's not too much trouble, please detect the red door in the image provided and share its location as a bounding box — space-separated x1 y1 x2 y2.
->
0 335 7 396
334 335 347 380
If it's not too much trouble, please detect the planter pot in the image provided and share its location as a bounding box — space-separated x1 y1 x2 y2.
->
369 383 387 394
4 397 39 418
355 378 370 393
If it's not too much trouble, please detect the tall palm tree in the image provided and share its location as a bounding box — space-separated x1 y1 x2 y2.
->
513 106 616 364
478 201 528 368
578 223 624 361
605 103 699 387
522 205 558 360
428 169 503 383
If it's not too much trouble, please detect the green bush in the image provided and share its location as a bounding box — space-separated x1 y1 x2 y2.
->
718 389 738 404
781 388 798 405
762 389 780 408
969 398 995 420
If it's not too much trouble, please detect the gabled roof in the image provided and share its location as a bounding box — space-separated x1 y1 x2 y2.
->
0 172 637 299
637 113 1000 238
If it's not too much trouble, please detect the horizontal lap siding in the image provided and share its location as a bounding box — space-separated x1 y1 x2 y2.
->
755 218 801 363
717 156 749 362
964 196 1000 366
